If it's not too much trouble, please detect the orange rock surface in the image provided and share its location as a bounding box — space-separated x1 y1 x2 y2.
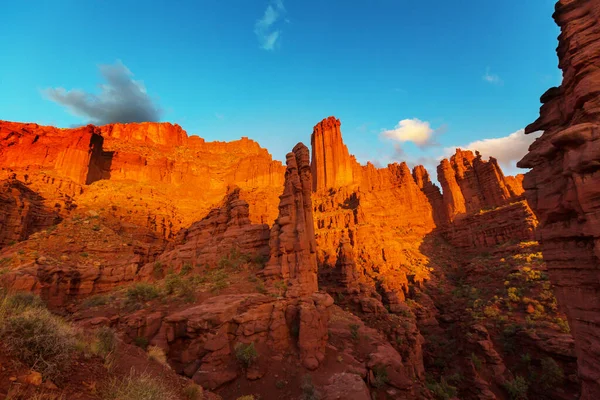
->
0 121 285 242
518 0 600 397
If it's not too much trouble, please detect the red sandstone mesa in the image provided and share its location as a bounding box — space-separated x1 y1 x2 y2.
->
518 0 600 397
0 120 285 241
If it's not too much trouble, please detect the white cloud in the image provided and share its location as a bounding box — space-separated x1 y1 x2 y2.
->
483 67 502 85
445 129 542 174
382 118 439 148
255 1 286 50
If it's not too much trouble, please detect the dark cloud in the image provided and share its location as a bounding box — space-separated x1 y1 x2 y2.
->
44 61 161 125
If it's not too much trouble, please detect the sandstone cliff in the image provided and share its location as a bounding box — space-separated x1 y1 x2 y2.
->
0 121 285 243
518 0 600 397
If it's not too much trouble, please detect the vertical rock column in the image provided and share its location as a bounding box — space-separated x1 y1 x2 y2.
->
263 142 319 297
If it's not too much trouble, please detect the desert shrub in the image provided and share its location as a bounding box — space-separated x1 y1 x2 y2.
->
555 317 570 333
0 307 75 381
507 287 521 302
133 336 149 349
183 384 204 400
152 262 164 278
217 247 251 271
101 370 177 400
426 377 458 400
82 294 110 308
235 342 258 367
349 323 360 340
2 292 45 314
503 376 529 400
126 283 160 304
301 375 321 400
147 345 168 366
163 273 196 302
92 326 117 360
470 352 482 371
371 364 389 388
539 357 564 390
180 262 193 276
274 280 288 296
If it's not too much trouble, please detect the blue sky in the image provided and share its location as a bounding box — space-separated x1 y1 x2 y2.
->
0 0 560 175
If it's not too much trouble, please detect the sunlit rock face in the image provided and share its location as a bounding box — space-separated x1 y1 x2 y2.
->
518 0 600 397
0 120 285 242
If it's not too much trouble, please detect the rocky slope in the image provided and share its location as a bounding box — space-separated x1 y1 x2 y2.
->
518 0 600 398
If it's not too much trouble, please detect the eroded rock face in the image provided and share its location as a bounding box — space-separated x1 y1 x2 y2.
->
263 143 319 298
138 187 271 276
119 142 333 385
0 120 285 241
0 179 62 247
518 1 600 397
438 149 522 222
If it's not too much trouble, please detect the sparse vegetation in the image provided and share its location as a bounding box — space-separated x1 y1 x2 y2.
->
91 326 118 360
371 364 389 388
349 323 360 340
301 375 321 400
82 294 110 308
126 283 160 304
0 293 75 381
133 336 149 350
147 345 168 366
539 357 564 390
180 262 193 276
153 261 164 278
426 377 458 400
503 375 529 400
469 352 482 371
235 342 258 367
183 384 204 400
101 370 177 400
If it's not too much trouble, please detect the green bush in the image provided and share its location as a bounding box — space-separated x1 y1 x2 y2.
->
126 283 160 304
101 370 177 400
540 357 564 390
503 376 529 400
426 377 458 400
235 342 258 367
349 323 360 340
133 336 149 350
82 294 110 308
371 364 389 388
163 273 196 302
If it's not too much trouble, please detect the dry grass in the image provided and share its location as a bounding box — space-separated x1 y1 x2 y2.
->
147 345 168 366
0 292 75 381
100 369 178 400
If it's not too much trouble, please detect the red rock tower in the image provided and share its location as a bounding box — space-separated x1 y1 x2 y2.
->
310 117 356 192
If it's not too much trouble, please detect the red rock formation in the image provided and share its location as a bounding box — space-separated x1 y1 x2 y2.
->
438 149 521 221
310 118 438 303
0 179 62 247
518 1 600 397
0 120 285 240
311 117 358 192
139 187 271 276
444 201 537 248
263 143 319 297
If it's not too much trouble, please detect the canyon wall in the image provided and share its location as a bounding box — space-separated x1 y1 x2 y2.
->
518 0 600 397
0 121 285 242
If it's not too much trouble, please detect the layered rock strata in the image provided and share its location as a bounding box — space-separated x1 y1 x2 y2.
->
518 0 600 397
